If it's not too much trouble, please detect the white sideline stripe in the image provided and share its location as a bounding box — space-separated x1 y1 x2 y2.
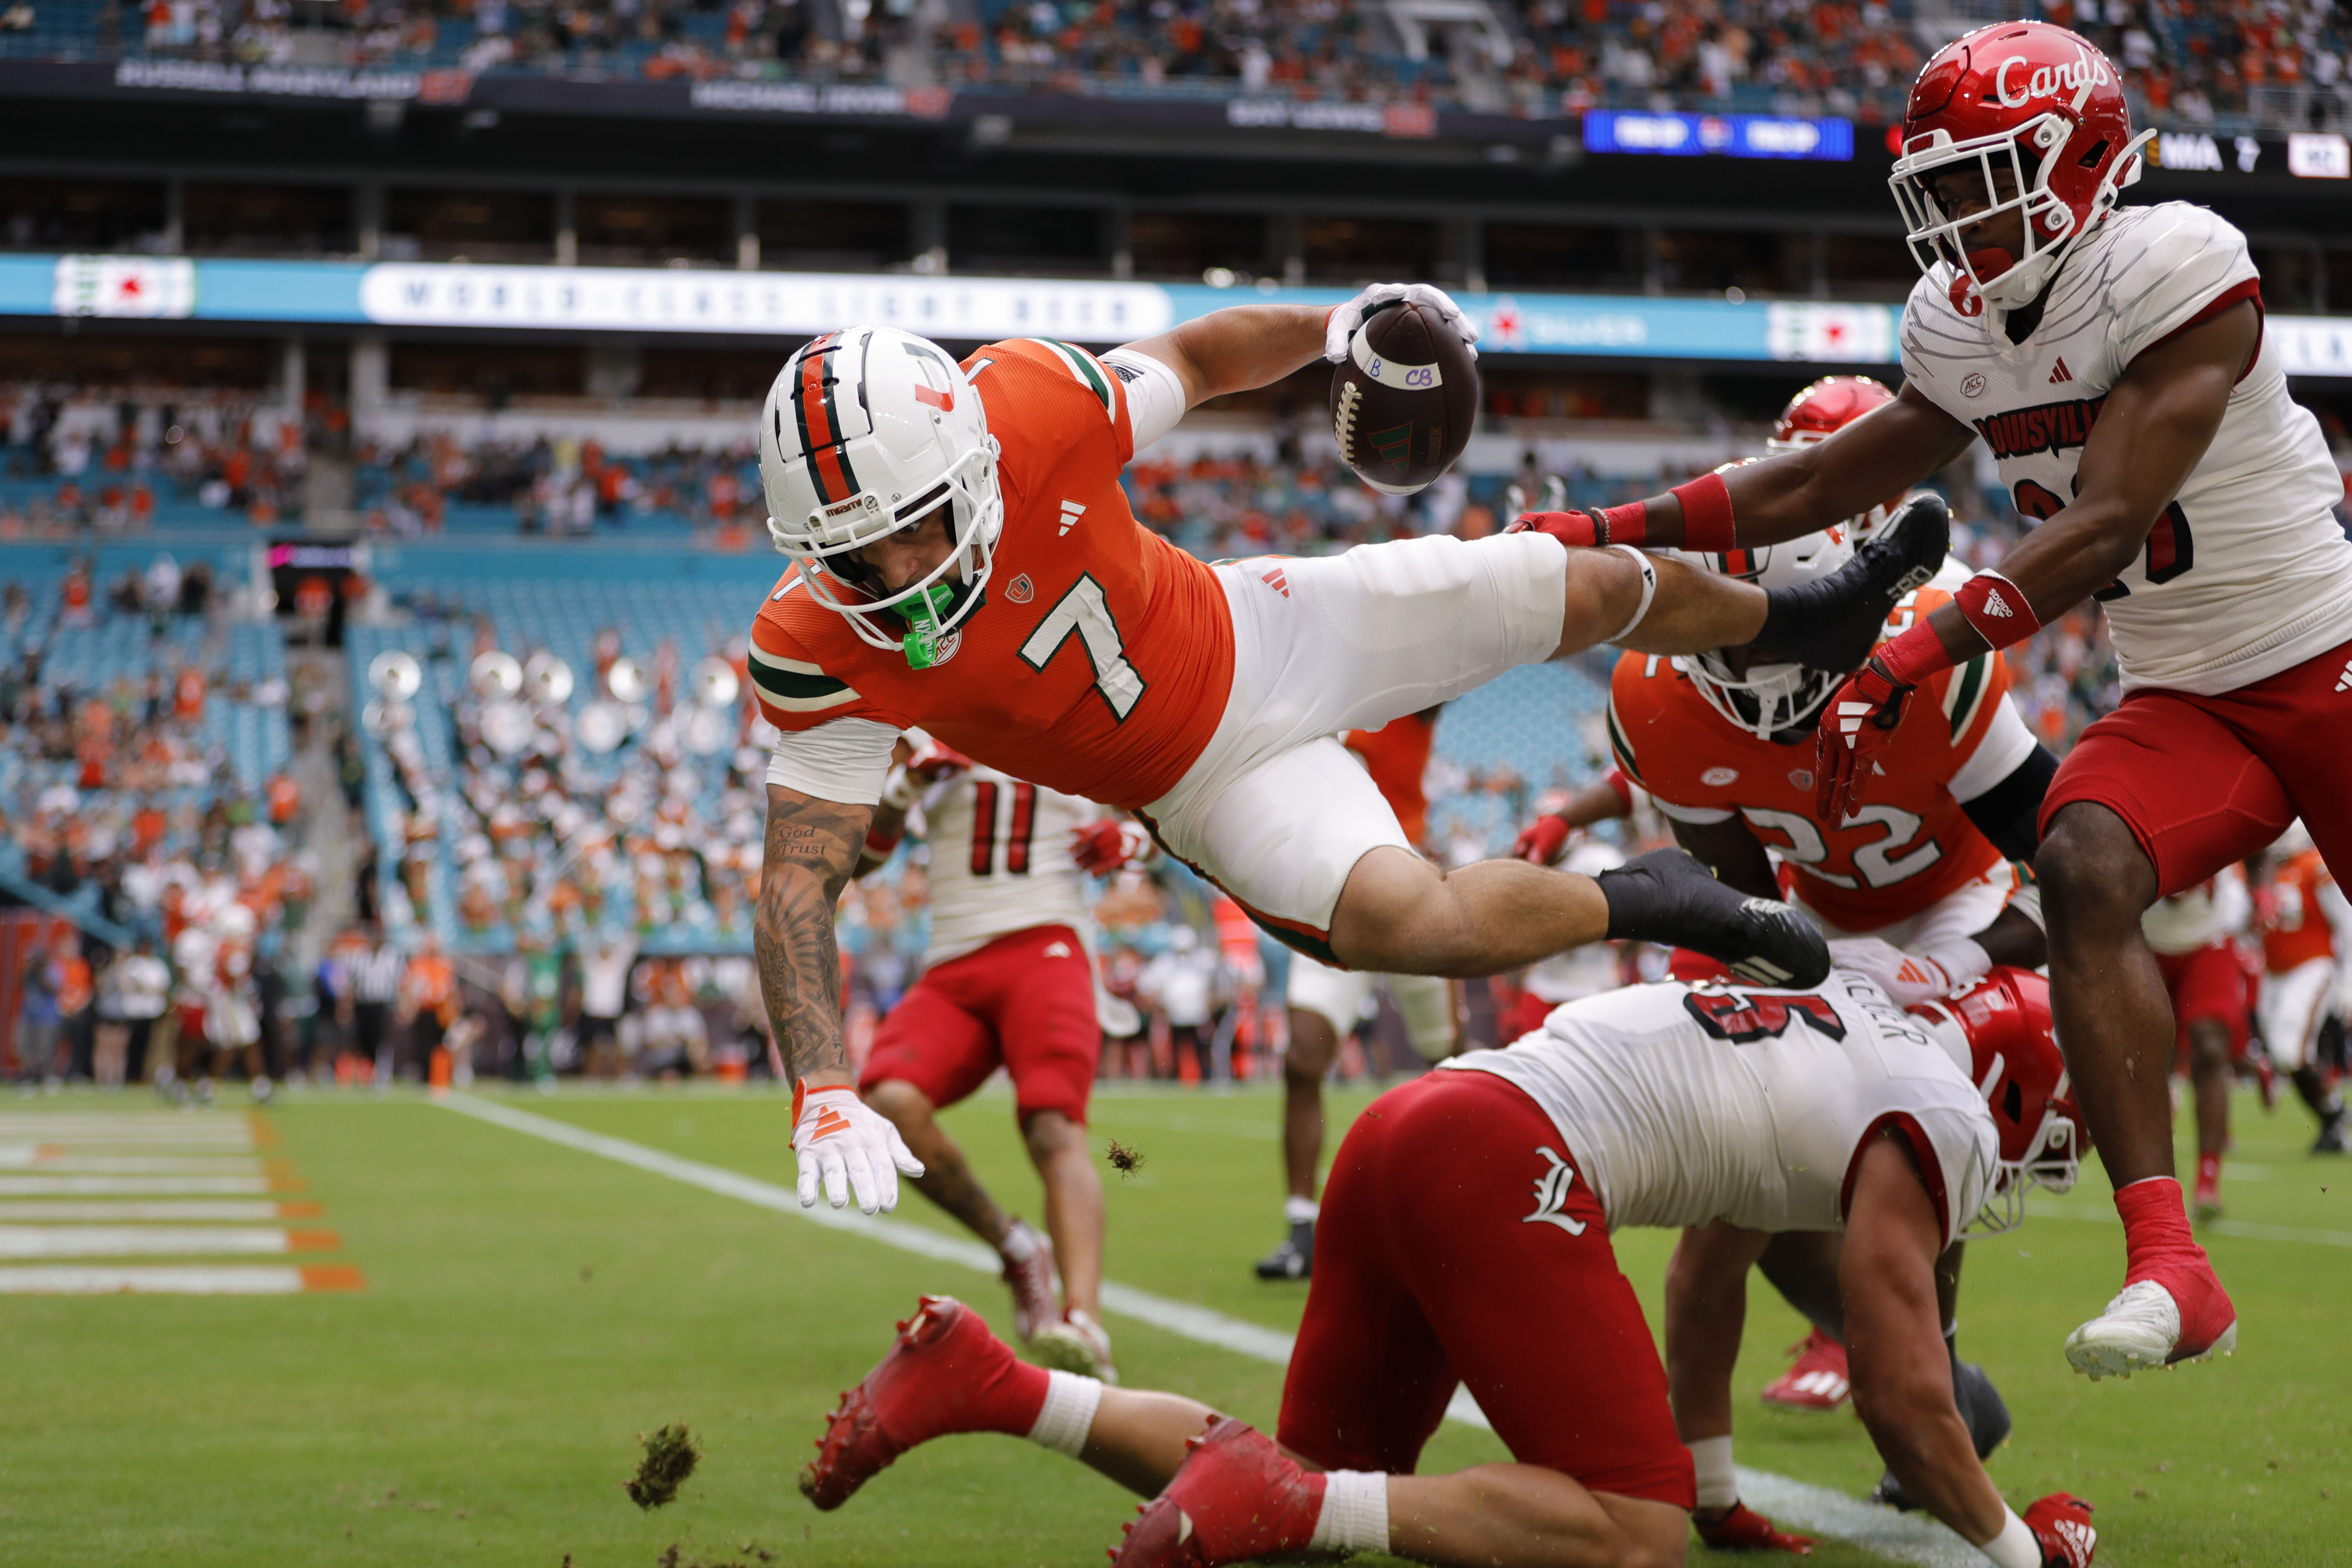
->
0 1119 254 1135
0 1225 302 1258
0 1201 291 1221
19 1157 266 1174
0 1265 312 1295
443 1094 1963 1567
2035 1201 2352 1250
0 1176 273 1195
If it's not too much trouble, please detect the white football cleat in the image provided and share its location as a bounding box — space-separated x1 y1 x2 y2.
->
1032 1307 1117 1385
2064 1279 2238 1382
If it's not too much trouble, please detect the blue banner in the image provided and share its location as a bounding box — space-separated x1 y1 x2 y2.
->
1582 109 1853 161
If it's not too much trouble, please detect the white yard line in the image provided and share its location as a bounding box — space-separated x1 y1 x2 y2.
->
20 1157 267 1174
0 1201 300 1221
0 1264 341 1295
0 1175 276 1195
0 1225 323 1258
442 1093 1980 1568
2032 1201 2352 1249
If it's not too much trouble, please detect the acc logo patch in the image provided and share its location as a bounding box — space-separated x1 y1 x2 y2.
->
931 629 963 666
1788 768 1814 790
1701 766 1739 786
1961 372 1987 398
1005 573 1035 604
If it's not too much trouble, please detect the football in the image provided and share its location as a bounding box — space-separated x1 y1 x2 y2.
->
1329 300 1479 495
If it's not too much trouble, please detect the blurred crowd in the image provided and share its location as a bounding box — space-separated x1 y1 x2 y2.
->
0 385 322 535
357 432 763 541
8 0 2334 130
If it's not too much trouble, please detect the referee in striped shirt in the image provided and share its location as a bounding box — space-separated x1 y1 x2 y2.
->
347 928 404 1088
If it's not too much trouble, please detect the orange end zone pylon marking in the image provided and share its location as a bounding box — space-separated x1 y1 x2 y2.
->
274 1202 325 1220
285 1230 342 1253
299 1265 365 1292
245 1112 280 1150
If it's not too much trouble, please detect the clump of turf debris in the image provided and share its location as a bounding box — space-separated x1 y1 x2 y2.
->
1106 1138 1147 1179
625 1424 701 1511
655 1542 775 1567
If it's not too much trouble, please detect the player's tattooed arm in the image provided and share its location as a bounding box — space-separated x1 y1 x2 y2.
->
755 783 874 1088
1669 816 1781 903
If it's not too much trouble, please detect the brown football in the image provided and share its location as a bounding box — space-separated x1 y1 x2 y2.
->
1329 299 1479 496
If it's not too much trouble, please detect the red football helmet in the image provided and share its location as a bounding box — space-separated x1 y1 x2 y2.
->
1909 966 2086 1235
1768 376 1907 542
1890 21 2151 312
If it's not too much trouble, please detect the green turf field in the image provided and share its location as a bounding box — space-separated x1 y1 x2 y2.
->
0 1079 2344 1567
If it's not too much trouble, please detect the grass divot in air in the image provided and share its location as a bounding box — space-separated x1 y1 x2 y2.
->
624 1423 701 1510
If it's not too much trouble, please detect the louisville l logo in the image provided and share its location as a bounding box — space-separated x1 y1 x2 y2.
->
1524 1147 1588 1235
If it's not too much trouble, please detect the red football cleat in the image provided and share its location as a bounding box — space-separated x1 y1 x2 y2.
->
1760 1328 1850 1411
1696 1501 1814 1554
2023 1492 2097 1567
1109 1418 1323 1568
800 1295 1042 1510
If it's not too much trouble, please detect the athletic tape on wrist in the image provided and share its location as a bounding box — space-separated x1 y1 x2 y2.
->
1596 500 1648 547
1983 1507 2044 1568
1875 620 1957 687
1669 471 1736 553
1607 545 1659 644
1953 571 2042 651
1688 1435 1738 1512
1025 1370 1103 1458
1309 1471 1390 1555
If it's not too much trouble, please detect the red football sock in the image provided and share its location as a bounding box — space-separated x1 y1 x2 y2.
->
981 1356 1053 1436
2196 1151 2222 1191
2115 1176 2205 1283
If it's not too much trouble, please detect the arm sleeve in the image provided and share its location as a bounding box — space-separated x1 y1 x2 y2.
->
765 717 902 806
1945 685 2038 802
1101 347 1187 453
1652 797 1738 826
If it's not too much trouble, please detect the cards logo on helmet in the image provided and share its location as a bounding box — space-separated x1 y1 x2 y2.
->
1991 45 2111 110
1948 273 1985 319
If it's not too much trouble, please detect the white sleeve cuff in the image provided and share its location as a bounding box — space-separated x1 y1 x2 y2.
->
1101 346 1188 453
766 717 902 806
1652 797 1738 826
1945 690 2038 803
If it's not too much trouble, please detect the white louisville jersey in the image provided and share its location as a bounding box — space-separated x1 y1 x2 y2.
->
2141 864 2251 955
1445 970 1996 1243
1901 202 2352 698
918 767 1103 965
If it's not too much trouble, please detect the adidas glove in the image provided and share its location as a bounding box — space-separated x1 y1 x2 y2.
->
1827 936 1991 1007
1322 282 1479 363
791 1083 925 1215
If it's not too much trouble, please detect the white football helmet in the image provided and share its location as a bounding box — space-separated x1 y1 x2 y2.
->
759 326 1003 651
1661 512 1857 741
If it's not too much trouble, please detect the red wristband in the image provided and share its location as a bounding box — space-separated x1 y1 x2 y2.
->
1951 570 2043 651
864 827 903 858
1604 767 1635 814
1669 471 1735 553
1596 501 1648 546
1875 619 1956 687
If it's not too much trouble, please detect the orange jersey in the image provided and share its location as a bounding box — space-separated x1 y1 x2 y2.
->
749 338 1233 810
2260 848 2339 972
1607 588 2015 934
1343 710 1437 848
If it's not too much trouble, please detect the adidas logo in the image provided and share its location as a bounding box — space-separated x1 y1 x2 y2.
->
2049 357 2074 384
1261 566 1289 598
1058 499 1086 536
2337 657 2352 692
1982 588 2013 618
811 1107 853 1139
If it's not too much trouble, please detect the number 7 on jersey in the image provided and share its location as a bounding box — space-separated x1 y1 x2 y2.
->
1019 573 1147 721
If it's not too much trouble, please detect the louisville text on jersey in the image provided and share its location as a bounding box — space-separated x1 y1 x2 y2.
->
1971 395 2108 461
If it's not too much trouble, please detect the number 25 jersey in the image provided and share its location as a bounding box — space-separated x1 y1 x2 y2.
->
750 338 1235 810
1899 201 2352 698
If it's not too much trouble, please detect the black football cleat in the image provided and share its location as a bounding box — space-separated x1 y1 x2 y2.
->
1253 1221 1314 1281
1762 493 1951 675
1596 849 1830 989
2314 1108 2349 1155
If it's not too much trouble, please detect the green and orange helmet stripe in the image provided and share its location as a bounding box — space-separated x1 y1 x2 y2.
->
788 332 864 506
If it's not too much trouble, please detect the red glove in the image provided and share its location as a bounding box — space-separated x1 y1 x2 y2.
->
2024 1493 2097 1568
904 732 974 782
1815 654 1916 823
1694 1502 1814 1555
1506 509 1605 547
1071 818 1152 875
1511 814 1572 865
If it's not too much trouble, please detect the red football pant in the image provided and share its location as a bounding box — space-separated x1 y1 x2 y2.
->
1278 1069 1695 1510
2157 941 2250 1063
859 924 1101 1126
2041 635 2352 895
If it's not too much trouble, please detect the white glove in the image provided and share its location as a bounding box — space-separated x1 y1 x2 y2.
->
791 1083 924 1214
1828 936 1992 1008
1322 282 1479 363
